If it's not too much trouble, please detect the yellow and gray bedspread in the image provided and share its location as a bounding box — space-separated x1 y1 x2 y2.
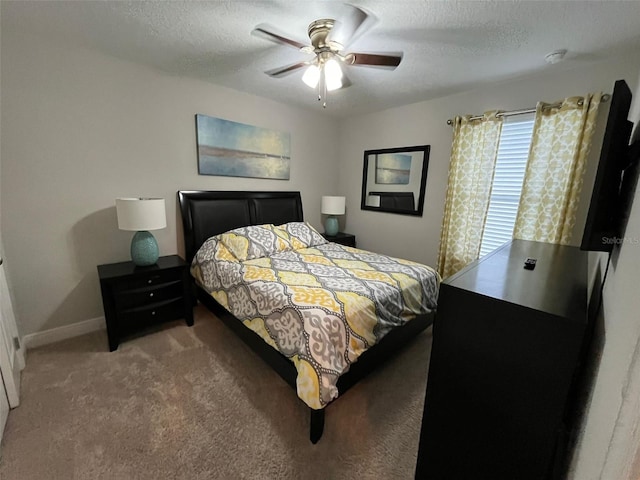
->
191 222 440 409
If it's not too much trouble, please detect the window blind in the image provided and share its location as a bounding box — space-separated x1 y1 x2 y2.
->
479 113 535 257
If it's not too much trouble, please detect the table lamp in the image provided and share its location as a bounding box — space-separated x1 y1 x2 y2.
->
321 196 345 237
116 197 166 266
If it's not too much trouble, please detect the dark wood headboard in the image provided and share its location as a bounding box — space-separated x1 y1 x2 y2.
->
177 191 304 263
368 191 415 211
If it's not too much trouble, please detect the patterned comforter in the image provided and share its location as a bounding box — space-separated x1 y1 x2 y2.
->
191 222 440 409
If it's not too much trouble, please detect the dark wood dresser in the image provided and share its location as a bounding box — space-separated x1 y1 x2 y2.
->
415 240 589 480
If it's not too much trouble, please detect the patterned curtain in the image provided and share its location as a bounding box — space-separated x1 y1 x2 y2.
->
513 94 601 244
437 112 503 279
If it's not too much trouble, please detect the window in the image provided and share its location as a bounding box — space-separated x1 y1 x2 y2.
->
479 113 535 257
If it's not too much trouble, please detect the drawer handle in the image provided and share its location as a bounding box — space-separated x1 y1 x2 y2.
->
149 293 154 297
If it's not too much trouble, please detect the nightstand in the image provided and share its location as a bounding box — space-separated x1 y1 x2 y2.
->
321 232 356 247
98 255 194 351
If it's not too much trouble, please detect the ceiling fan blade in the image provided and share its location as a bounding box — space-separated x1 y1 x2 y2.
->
346 52 403 69
327 4 377 49
252 23 310 51
265 61 309 78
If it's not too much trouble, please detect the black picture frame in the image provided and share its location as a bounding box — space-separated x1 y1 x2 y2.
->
361 145 430 216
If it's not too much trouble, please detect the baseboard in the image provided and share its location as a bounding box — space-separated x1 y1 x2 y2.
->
23 317 105 350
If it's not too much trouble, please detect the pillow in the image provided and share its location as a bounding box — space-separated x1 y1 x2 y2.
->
277 222 327 249
218 224 293 261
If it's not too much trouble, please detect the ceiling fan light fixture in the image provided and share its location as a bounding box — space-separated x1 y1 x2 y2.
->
254 4 402 108
302 64 320 88
326 76 343 92
324 58 343 91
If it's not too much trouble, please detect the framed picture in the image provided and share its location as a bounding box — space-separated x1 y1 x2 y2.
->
375 153 412 184
361 145 430 216
195 114 291 180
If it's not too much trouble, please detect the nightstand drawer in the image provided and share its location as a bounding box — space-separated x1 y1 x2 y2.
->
114 280 183 311
113 268 181 292
118 297 185 333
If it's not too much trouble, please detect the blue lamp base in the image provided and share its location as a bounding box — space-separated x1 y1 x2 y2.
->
324 216 339 237
131 231 159 266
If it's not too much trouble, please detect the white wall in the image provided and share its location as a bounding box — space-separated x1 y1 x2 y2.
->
336 55 639 267
569 66 640 480
0 28 338 336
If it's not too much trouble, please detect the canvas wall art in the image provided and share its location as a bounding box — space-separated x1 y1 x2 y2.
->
375 153 412 184
196 114 291 180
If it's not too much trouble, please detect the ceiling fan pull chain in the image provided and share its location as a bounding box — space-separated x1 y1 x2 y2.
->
317 66 325 106
323 85 328 109
322 67 328 108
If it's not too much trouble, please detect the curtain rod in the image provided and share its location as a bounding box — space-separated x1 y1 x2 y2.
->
446 93 610 125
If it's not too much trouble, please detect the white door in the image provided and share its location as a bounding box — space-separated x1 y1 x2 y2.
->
0 248 22 450
0 370 9 446
0 251 23 408
0 109 24 445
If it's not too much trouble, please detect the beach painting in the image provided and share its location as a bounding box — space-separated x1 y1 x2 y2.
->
196 114 291 180
375 153 411 184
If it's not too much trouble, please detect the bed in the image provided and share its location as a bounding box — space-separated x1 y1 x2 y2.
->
177 190 439 443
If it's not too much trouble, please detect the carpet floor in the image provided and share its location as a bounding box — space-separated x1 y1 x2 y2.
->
0 305 432 479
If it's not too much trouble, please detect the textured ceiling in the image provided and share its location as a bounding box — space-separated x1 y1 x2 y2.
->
4 1 640 118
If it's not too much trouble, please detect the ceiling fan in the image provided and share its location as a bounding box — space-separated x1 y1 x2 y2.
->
251 4 403 108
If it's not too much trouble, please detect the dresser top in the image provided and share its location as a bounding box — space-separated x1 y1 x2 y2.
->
444 240 588 321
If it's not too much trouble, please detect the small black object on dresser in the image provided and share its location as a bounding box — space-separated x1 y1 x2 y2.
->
98 255 194 351
415 240 589 480
321 232 356 247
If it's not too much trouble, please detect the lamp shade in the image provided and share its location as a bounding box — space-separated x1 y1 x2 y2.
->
324 58 343 91
321 196 346 215
302 64 321 88
116 198 166 231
